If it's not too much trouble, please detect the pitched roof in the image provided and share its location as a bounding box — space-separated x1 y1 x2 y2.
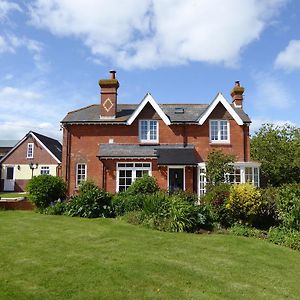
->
0 140 18 148
31 132 62 162
62 102 251 124
127 93 171 125
0 131 62 164
99 144 195 158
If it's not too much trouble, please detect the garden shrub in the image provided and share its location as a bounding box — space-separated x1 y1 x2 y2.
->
126 175 159 195
276 184 300 230
43 200 66 215
226 183 261 225
192 203 215 231
253 187 279 229
65 181 113 218
26 175 66 209
166 194 196 232
112 192 146 216
172 190 198 204
202 183 232 227
268 227 300 251
124 211 144 225
229 224 265 238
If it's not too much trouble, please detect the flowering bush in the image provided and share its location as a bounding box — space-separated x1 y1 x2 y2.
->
226 184 261 225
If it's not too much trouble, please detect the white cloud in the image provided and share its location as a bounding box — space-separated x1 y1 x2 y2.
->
0 33 48 71
251 118 297 135
0 1 21 21
274 40 300 71
251 71 294 110
28 0 287 69
0 86 62 140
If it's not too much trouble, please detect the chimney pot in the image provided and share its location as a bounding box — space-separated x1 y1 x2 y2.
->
231 80 244 108
110 70 116 79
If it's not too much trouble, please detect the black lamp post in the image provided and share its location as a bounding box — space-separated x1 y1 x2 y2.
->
29 163 39 178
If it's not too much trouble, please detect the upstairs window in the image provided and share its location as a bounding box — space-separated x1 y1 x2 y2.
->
76 163 87 186
27 143 34 158
139 120 158 143
209 120 229 143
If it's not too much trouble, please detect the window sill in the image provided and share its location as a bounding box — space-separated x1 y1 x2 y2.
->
139 142 159 146
209 142 231 147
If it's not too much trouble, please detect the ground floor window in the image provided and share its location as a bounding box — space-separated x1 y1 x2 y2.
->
76 163 87 186
117 162 151 192
198 162 260 197
40 166 50 175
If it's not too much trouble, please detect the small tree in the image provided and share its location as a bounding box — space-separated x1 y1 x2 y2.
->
251 123 300 186
26 175 67 209
206 150 235 189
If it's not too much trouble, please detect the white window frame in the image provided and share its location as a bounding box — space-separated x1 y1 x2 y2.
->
209 120 230 143
40 166 50 175
76 163 87 187
116 162 152 192
139 120 159 143
198 162 260 198
27 143 34 158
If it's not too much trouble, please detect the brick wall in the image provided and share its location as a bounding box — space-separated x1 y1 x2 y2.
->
62 103 250 195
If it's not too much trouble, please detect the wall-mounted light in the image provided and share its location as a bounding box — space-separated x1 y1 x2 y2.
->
17 165 21 170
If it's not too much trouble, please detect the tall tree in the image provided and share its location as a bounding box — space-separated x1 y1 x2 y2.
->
251 124 300 186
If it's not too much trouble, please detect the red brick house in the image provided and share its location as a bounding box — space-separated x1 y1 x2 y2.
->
0 131 62 192
61 70 260 196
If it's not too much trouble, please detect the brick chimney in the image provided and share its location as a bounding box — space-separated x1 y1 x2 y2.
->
231 80 245 108
99 70 119 118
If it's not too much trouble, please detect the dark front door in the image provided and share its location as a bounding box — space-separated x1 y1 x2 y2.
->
169 168 184 193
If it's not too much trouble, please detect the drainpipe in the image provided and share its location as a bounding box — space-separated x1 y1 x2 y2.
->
183 123 187 147
65 128 71 193
243 124 248 162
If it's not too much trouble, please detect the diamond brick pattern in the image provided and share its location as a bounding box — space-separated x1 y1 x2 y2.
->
103 98 114 112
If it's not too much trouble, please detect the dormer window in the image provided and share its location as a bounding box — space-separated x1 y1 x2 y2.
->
139 120 158 143
209 120 230 143
27 143 34 158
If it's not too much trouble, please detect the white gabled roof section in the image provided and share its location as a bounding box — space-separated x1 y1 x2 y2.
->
127 93 171 126
198 93 244 126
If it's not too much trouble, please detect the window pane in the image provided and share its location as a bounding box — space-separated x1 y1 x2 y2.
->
77 164 86 185
149 121 157 140
220 121 228 140
245 167 253 183
210 121 218 141
140 120 148 140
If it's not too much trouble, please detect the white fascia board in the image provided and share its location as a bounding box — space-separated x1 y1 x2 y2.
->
198 93 244 126
31 132 61 164
127 93 171 126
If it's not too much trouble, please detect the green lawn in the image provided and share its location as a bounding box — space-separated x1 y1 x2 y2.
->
0 211 299 300
0 192 27 198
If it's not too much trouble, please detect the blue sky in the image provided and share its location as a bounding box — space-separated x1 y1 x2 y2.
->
0 0 300 140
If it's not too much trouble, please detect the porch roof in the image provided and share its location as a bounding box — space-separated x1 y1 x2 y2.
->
98 144 198 165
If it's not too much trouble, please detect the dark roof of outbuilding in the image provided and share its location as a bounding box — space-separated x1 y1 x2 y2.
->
62 103 251 124
31 131 62 162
